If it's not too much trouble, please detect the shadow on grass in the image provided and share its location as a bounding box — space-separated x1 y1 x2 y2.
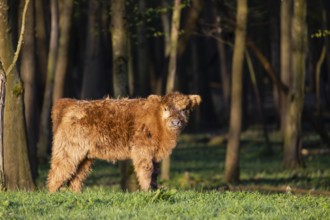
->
36 134 330 194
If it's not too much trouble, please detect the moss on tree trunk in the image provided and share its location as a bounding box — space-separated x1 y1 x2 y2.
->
0 0 35 190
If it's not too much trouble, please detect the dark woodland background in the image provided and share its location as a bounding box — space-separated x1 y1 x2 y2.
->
0 0 329 191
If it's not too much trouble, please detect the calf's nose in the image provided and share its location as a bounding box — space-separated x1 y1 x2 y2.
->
171 119 182 128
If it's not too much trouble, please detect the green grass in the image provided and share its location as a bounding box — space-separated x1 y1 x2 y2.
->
3 131 330 219
1 189 329 219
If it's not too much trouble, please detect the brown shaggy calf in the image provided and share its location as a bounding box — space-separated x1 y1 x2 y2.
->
47 92 201 192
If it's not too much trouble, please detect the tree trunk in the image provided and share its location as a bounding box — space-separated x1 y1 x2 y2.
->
161 0 182 181
52 0 74 102
136 0 150 97
19 0 38 179
280 0 292 134
323 0 330 109
81 0 102 99
190 39 201 129
283 0 306 169
37 0 59 163
161 0 171 58
0 0 35 190
178 0 203 57
165 0 181 93
246 40 288 95
213 8 229 121
315 45 326 114
269 0 281 118
224 0 247 183
111 0 138 192
35 0 48 91
0 63 6 189
111 0 129 97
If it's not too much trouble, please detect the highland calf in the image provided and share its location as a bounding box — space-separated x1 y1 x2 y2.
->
47 92 201 192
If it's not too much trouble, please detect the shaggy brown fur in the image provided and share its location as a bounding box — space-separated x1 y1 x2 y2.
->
47 92 201 192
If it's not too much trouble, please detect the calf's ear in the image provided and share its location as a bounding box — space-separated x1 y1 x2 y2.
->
148 94 162 102
189 95 201 108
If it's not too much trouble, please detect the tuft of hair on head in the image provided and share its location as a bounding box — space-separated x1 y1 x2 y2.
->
189 95 201 108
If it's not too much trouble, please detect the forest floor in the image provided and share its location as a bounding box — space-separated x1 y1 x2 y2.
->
1 130 329 219
37 129 330 194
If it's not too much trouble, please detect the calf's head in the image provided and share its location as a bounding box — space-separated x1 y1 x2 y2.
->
160 92 201 131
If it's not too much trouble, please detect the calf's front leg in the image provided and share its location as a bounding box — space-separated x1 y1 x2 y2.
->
132 156 153 191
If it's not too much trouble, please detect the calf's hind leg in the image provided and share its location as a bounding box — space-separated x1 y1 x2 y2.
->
47 145 87 192
68 159 94 192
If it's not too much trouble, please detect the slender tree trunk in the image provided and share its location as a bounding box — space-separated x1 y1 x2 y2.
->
165 0 181 93
81 0 102 99
213 8 229 120
161 0 171 58
246 51 271 152
316 46 326 114
190 39 201 129
37 0 59 163
111 0 129 97
19 0 38 179
178 0 203 57
35 0 48 90
0 63 6 189
246 40 288 94
136 0 150 97
218 40 230 119
224 0 247 183
52 0 74 102
0 0 35 190
269 0 281 118
128 31 134 96
111 0 138 192
323 0 330 109
161 0 182 181
280 0 292 134
283 0 306 169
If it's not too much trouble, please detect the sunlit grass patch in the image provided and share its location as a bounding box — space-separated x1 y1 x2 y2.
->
0 189 329 219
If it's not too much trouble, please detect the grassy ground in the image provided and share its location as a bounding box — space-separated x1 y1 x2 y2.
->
1 189 329 219
2 131 330 219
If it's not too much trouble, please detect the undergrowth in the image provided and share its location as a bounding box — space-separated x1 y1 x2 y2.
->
2 131 329 219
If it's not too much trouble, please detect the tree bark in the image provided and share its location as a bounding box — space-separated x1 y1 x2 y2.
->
162 0 182 181
213 8 230 121
269 0 281 118
37 0 59 163
0 0 35 190
81 0 102 99
34 0 48 90
224 0 247 183
280 0 292 134
136 0 150 97
245 51 271 153
323 0 330 109
19 0 38 179
111 0 138 192
283 0 307 169
178 0 203 57
111 0 129 97
165 0 181 93
0 63 6 189
315 45 326 114
52 0 74 102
